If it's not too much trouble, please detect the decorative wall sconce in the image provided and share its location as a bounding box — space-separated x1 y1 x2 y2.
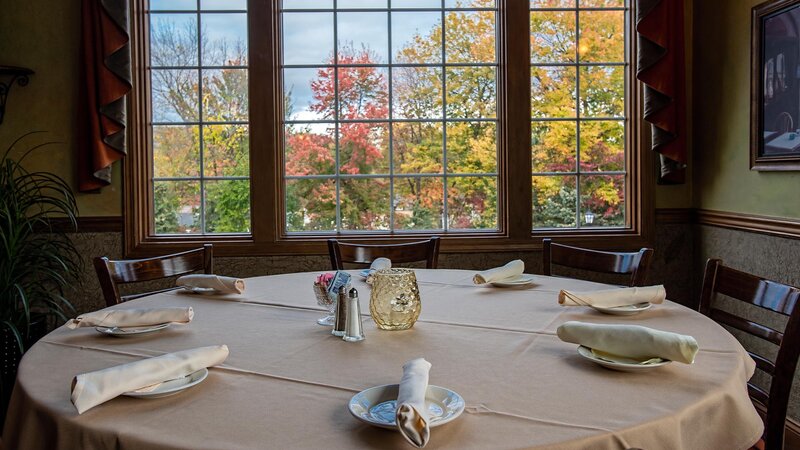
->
0 66 34 125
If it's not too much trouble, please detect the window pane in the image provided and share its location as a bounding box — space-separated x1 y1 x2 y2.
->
337 66 389 120
339 123 390 174
532 175 576 228
530 11 575 63
340 178 391 230
531 121 576 173
201 0 247 9
531 0 575 7
445 11 495 64
579 175 624 227
282 0 332 9
151 0 196 11
205 180 251 233
580 0 625 8
285 124 336 175
446 122 497 174
153 125 200 178
580 121 624 172
203 124 249 177
579 65 624 117
152 69 198 122
445 67 496 119
338 13 388 64
578 10 624 63
150 14 198 67
392 67 443 119
447 176 497 229
392 13 443 64
283 13 334 65
393 0 440 7
393 122 443 174
531 66 576 118
203 69 249 121
338 0 387 8
284 67 331 121
394 177 444 230
446 0 496 7
202 13 248 66
286 178 337 231
154 180 201 234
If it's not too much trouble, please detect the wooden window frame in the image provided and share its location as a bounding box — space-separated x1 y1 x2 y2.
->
125 0 654 258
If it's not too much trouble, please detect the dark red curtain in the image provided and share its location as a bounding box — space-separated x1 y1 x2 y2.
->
77 0 131 192
636 0 687 184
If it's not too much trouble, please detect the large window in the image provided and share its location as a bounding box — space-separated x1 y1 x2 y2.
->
531 0 627 229
282 1 498 233
148 0 250 234
128 0 648 255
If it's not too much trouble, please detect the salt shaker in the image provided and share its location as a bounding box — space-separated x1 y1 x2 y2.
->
343 287 365 342
332 285 348 337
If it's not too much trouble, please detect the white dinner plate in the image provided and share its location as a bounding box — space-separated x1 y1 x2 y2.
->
591 302 652 316
490 274 537 287
349 384 465 429
577 345 671 372
123 368 209 399
182 286 218 294
95 323 171 337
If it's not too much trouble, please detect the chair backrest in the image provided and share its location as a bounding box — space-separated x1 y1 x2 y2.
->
327 237 441 270
699 259 800 450
93 244 214 307
541 238 653 287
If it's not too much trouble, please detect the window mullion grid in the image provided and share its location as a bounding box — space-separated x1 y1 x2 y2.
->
197 2 207 234
574 1 582 229
441 0 448 232
334 0 342 233
388 0 395 232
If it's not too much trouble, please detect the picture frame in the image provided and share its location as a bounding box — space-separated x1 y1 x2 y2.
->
751 0 800 171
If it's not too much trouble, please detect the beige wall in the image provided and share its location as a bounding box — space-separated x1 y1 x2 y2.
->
0 0 122 217
693 0 800 219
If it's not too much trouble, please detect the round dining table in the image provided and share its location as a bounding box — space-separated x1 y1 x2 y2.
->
4 269 763 449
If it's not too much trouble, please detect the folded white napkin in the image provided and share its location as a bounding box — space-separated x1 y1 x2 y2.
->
557 321 699 364
558 285 666 308
396 358 432 448
370 257 392 271
473 259 524 284
176 274 245 294
71 345 229 414
66 307 194 329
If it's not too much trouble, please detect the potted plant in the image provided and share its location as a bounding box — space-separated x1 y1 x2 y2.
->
0 132 80 415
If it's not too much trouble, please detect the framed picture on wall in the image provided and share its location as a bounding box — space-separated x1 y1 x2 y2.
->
752 0 800 170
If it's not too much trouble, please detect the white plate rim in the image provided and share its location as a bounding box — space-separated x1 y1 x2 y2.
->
490 274 536 287
348 384 465 429
123 368 209 398
95 322 171 337
591 302 652 315
576 345 671 371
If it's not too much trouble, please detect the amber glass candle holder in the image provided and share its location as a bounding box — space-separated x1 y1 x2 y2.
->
369 268 421 330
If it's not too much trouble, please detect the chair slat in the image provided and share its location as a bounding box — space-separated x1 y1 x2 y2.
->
747 351 776 376
709 308 784 346
542 239 653 287
748 383 770 408
328 237 440 270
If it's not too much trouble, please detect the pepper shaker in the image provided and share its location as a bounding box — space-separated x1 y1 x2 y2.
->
343 287 365 342
332 285 348 337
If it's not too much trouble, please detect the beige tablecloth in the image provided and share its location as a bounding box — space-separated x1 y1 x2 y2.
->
3 270 763 449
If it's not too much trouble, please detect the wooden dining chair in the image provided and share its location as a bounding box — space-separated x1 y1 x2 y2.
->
541 238 654 287
93 244 214 307
327 237 441 270
699 259 800 450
